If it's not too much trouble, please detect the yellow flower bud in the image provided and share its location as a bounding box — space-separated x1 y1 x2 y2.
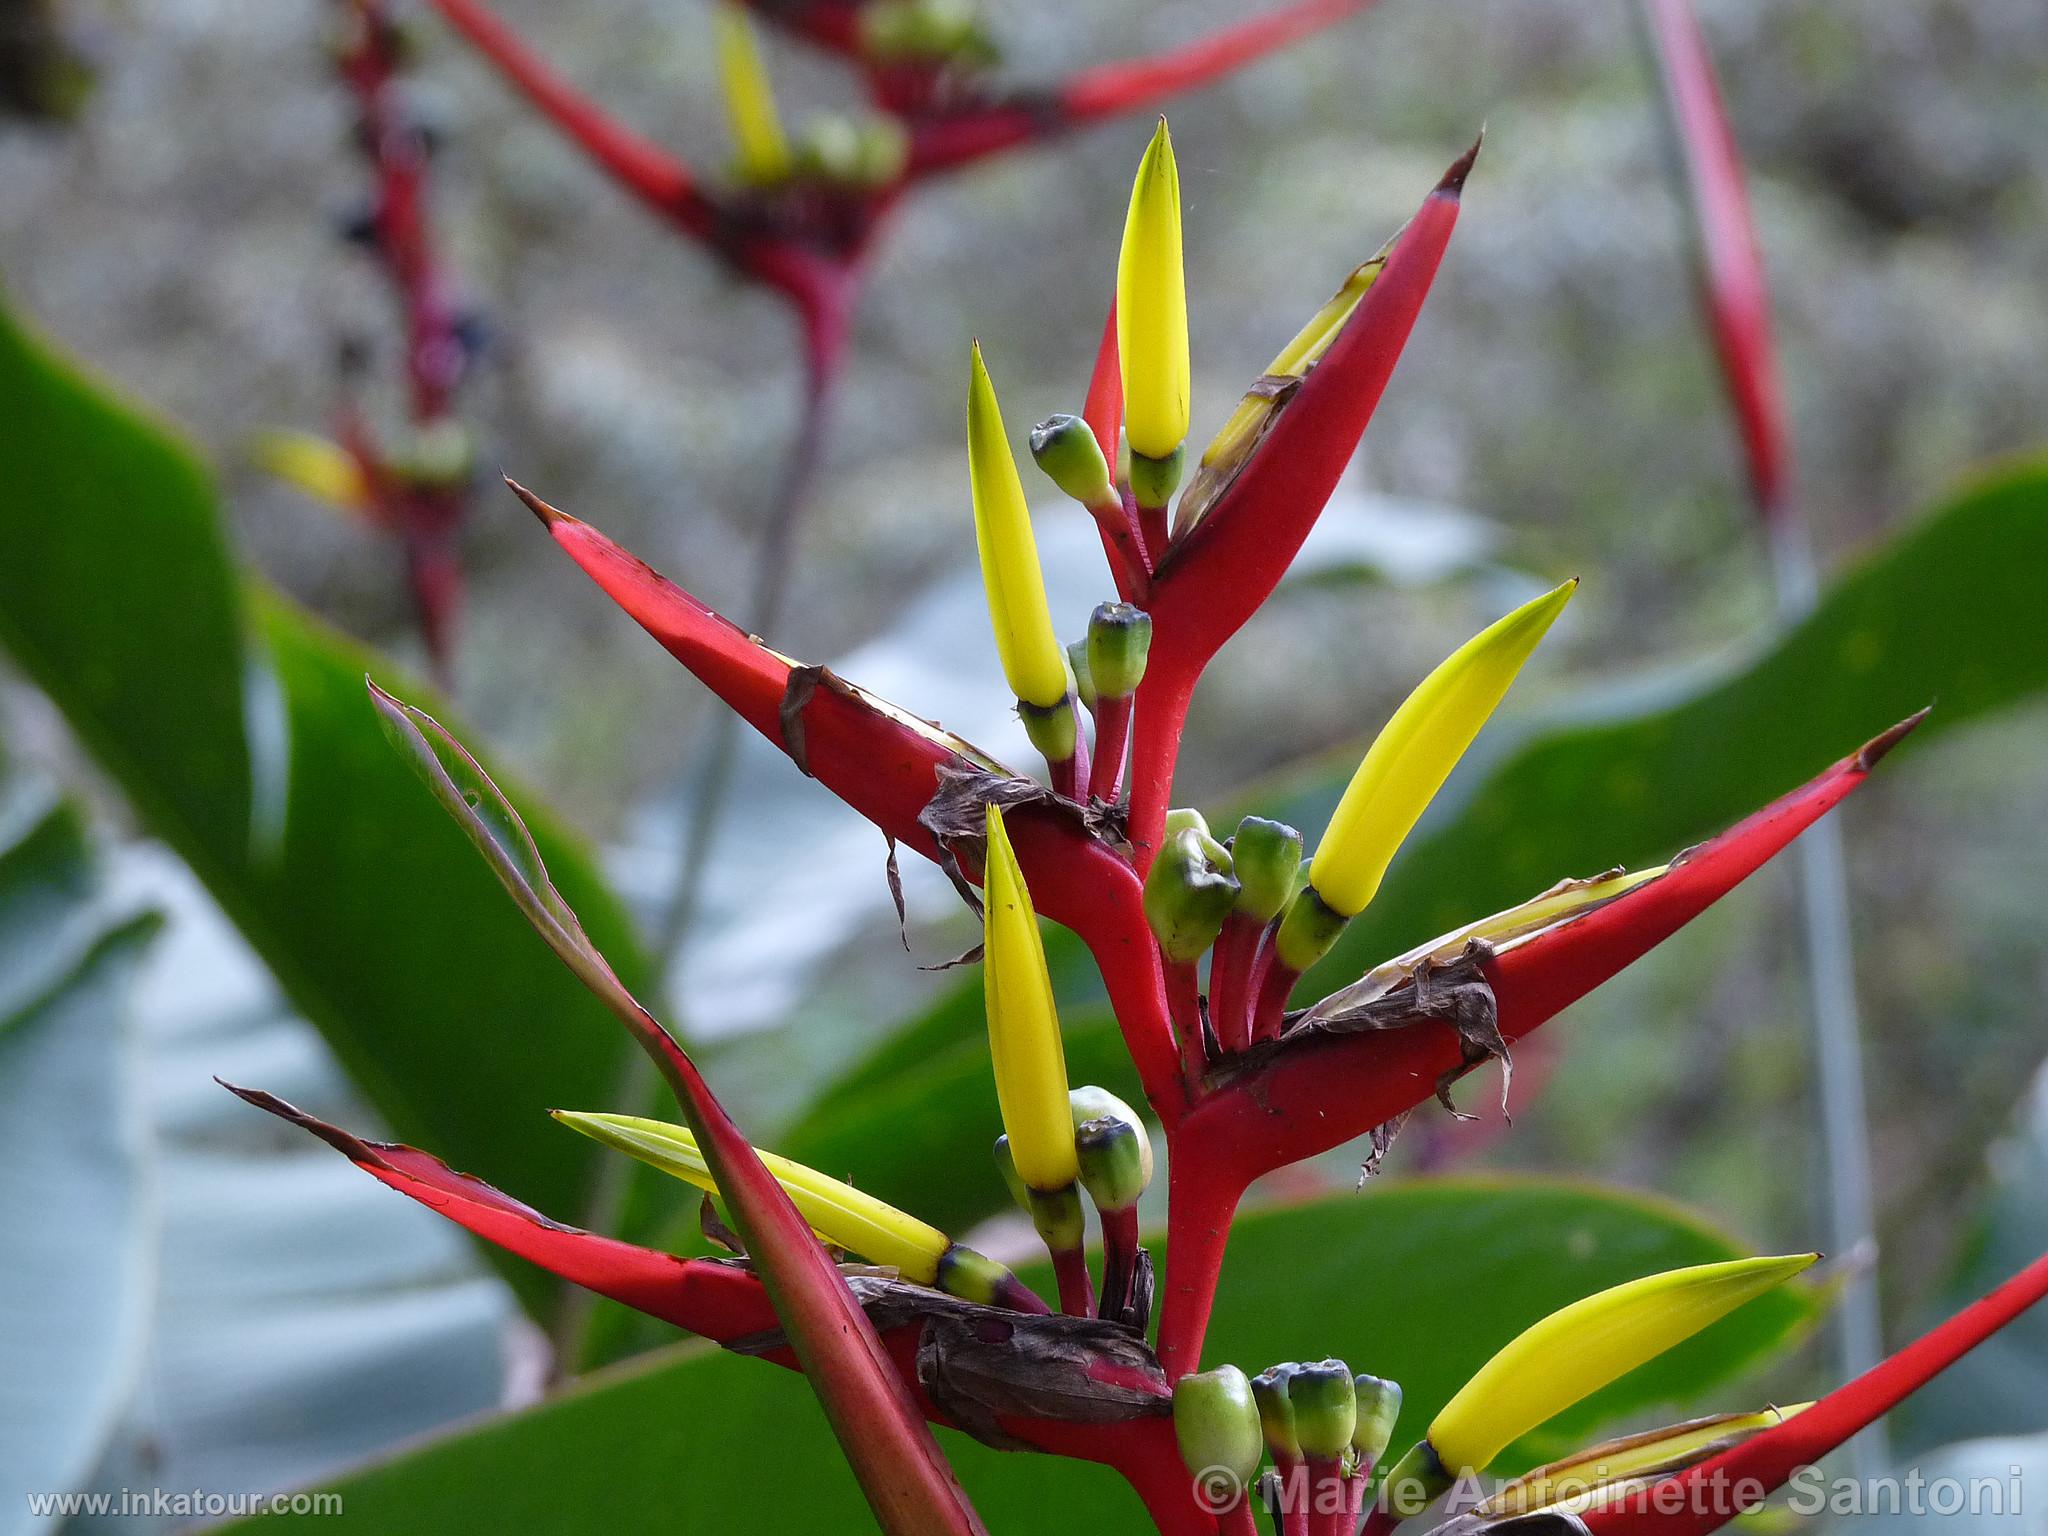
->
1427 1254 1817 1473
713 2 791 185
552 1110 950 1283
1309 580 1577 918
967 344 1068 710
250 430 371 517
1116 118 1190 464
982 804 1078 1191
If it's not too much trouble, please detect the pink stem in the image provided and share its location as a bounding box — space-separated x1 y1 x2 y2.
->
1089 692 1135 804
1250 955 1298 1043
1207 911 1263 1055
1051 1243 1098 1318
1099 1204 1143 1326
1306 1457 1350 1536
1165 957 1209 1091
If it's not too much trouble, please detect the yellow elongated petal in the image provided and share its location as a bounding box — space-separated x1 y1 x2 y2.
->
1116 118 1190 461
1303 865 1668 1023
713 2 791 185
1429 1254 1818 1472
1309 580 1578 918
1477 1403 1812 1518
967 344 1068 708
982 804 1078 1190
552 1110 949 1283
251 430 372 516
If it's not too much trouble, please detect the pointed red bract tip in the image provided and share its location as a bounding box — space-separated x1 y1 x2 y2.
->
1439 129 1484 194
505 475 569 527
1857 705 1931 769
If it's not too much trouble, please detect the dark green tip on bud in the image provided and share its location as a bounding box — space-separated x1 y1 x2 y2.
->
1289 1360 1357 1462
1085 602 1152 701
934 1243 1010 1306
1127 444 1184 511
1230 817 1304 921
1019 694 1079 766
1030 413 1118 512
1251 1364 1300 1460
1380 1439 1452 1517
1173 1365 1264 1484
1075 1116 1150 1212
1351 1374 1403 1468
1144 823 1238 964
1274 882 1349 974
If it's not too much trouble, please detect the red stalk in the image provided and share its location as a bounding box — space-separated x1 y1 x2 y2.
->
1249 953 1298 1045
1273 1457 1311 1536
1639 0 1790 524
1580 1248 2048 1536
1084 299 1125 468
1306 1457 1349 1536
1051 1244 1099 1318
423 0 709 234
1125 651 1198 873
1089 691 1134 804
1147 146 1470 680
1099 1204 1144 1326
1207 911 1263 1055
1165 956 1210 1092
1152 716 1921 1373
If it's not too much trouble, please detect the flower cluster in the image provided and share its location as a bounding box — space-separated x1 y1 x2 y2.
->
230 108 2045 1536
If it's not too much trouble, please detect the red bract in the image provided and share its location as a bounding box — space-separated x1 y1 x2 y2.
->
1639 0 1790 524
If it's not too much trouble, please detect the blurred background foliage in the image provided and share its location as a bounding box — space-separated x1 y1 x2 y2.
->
0 0 2044 1530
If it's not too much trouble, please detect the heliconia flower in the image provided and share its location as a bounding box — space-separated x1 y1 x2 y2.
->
1474 1403 1810 1519
982 804 1079 1192
1173 1365 1265 1487
1116 119 1190 472
968 343 1068 712
1308 579 1578 921
714 1 794 185
1144 822 1239 964
1390 1254 1816 1497
552 1110 1027 1305
1174 247 1389 535
250 429 374 519
1085 602 1152 702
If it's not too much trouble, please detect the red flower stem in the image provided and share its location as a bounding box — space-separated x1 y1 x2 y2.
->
1250 954 1299 1043
1089 691 1135 804
1098 1204 1143 1324
1155 1132 1245 1378
423 0 709 233
1207 911 1262 1055
1272 1456 1311 1536
1138 496 1171 564
1049 1243 1099 1318
1126 655 1197 875
1221 1498 1261 1536
1306 1458 1350 1536
1357 1501 1399 1536
1164 956 1209 1090
1581 1248 2048 1536
1346 1468 1370 1531
1118 1429 1236 1536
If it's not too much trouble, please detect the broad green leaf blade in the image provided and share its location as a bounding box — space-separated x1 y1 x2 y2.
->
784 460 2048 1235
225 1178 1814 1533
0 302 650 1314
0 792 160 1536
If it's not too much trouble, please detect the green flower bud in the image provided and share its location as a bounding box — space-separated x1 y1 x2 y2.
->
1289 1360 1357 1462
1144 827 1238 964
1019 694 1078 766
992 1133 1030 1209
1029 413 1118 511
933 1243 1019 1306
995 1133 1084 1247
1273 882 1349 974
1066 640 1097 712
1075 1116 1150 1212
1085 602 1152 701
1068 1085 1154 1183
1127 444 1184 510
1379 1439 1452 1517
1230 816 1304 921
1251 1364 1300 1461
1352 1374 1403 1468
1173 1365 1264 1484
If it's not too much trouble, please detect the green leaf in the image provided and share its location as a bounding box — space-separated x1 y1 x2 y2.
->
0 302 650 1314
224 1177 1813 1533
783 460 2048 1235
0 789 160 1536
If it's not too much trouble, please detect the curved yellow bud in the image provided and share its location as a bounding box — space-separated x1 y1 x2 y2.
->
713 2 791 185
982 804 1078 1191
552 1110 949 1283
1478 1403 1812 1518
1116 118 1190 462
251 430 371 517
1428 1253 1818 1472
967 344 1068 709
1309 580 1577 918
